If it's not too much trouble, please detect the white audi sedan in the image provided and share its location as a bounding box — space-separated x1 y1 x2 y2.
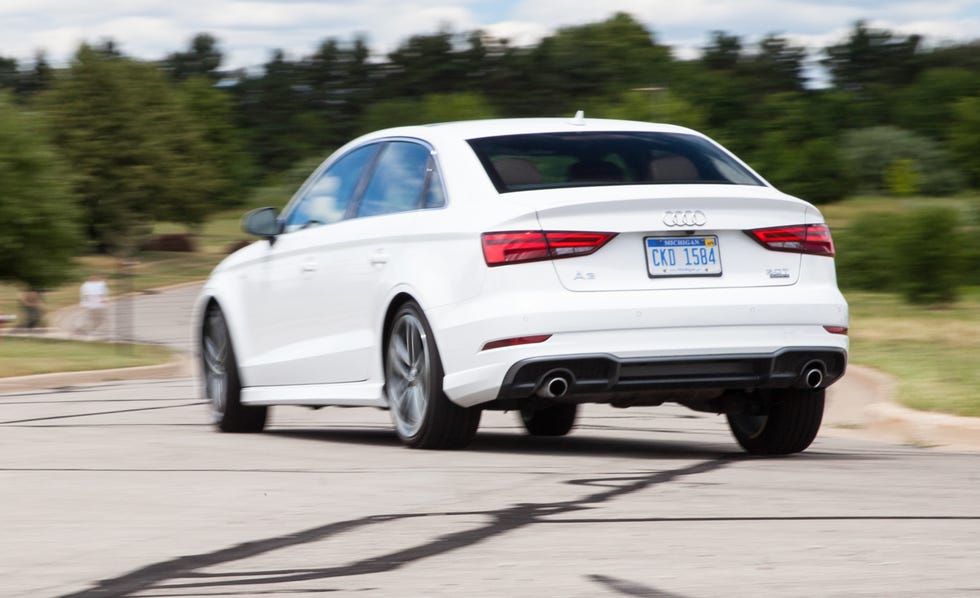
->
197 116 848 455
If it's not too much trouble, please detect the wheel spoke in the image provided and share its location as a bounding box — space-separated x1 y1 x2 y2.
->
203 338 225 374
410 384 426 417
398 384 415 422
406 321 416 365
394 335 411 368
390 353 410 378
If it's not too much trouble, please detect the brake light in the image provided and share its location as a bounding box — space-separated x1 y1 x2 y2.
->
747 224 835 257
481 231 617 266
824 326 848 335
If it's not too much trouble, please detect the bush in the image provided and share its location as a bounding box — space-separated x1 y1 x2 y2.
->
835 212 905 291
841 126 965 196
225 239 252 254
897 208 963 304
836 207 966 304
141 233 197 252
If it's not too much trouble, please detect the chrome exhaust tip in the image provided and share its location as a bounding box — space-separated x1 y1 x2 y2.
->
536 372 571 398
801 362 825 389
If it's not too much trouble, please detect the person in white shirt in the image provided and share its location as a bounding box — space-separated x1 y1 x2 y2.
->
79 275 109 334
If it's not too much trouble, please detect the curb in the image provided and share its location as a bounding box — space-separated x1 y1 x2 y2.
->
0 353 193 394
824 364 980 451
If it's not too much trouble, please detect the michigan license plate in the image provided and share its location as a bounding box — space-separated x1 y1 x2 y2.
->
645 236 722 277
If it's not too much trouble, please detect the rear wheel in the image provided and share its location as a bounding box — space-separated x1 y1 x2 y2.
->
202 307 267 433
520 403 578 437
727 389 824 455
385 302 480 449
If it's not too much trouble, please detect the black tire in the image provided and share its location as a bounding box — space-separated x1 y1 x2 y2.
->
202 307 267 433
384 302 481 449
726 388 824 455
520 403 578 437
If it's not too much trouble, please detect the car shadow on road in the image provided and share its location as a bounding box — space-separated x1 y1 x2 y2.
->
265 426 877 462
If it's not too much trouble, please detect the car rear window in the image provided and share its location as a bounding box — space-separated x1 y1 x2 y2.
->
467 132 764 193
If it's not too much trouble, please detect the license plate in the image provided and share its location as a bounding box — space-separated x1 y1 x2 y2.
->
645 236 722 277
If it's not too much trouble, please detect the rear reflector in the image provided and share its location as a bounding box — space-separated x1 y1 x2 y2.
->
823 326 848 335
746 224 835 257
481 231 617 266
482 335 552 351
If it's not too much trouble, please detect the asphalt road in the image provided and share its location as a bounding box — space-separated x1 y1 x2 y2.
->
2 377 978 597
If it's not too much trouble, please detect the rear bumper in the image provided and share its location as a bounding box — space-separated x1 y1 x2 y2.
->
431 281 848 407
496 347 847 401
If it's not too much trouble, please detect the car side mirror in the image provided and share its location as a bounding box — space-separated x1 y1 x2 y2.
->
242 207 282 241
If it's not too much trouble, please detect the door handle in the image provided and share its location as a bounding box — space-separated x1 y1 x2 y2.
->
301 259 318 272
369 250 389 266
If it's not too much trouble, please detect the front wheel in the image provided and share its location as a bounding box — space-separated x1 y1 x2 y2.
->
202 307 267 433
384 302 480 449
727 388 824 455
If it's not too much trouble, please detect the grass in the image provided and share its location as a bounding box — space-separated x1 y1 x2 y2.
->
844 289 980 418
823 194 979 417
820 193 980 228
0 336 173 378
1 192 978 417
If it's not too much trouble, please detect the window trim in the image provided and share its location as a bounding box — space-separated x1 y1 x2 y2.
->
280 142 383 233
347 137 449 219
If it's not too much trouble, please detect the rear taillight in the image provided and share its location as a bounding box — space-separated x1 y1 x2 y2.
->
481 231 617 266
746 224 835 257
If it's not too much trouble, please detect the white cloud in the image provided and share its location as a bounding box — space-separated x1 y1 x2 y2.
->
0 0 977 71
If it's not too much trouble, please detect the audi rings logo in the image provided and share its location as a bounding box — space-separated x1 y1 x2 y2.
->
663 210 707 227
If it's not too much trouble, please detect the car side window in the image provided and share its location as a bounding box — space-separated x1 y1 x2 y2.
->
355 141 432 218
284 144 377 231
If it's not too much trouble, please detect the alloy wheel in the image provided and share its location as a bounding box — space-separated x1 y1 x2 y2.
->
386 312 431 439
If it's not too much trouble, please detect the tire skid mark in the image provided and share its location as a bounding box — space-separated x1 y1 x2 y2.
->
589 573 691 597
62 457 734 597
0 401 202 425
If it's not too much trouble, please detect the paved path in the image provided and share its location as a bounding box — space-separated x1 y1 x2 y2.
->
1 284 979 596
1 379 978 597
50 283 200 353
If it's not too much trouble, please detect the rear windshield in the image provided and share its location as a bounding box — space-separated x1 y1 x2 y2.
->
467 131 764 193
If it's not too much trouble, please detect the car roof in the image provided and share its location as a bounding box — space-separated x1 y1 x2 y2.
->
354 117 704 145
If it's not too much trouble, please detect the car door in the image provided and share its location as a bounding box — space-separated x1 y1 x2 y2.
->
239 143 379 387
324 139 439 380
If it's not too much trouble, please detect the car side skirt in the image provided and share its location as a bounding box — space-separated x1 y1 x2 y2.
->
241 382 386 407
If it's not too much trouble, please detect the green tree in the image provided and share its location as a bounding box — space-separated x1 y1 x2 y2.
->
360 92 497 132
41 45 222 252
234 49 322 174
947 96 980 186
822 21 922 91
176 76 255 207
0 93 81 287
590 88 706 130
0 56 19 91
744 35 808 93
702 31 742 71
893 68 980 139
163 33 223 81
486 13 671 116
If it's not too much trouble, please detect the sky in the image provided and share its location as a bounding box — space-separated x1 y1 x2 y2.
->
1 0 979 73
